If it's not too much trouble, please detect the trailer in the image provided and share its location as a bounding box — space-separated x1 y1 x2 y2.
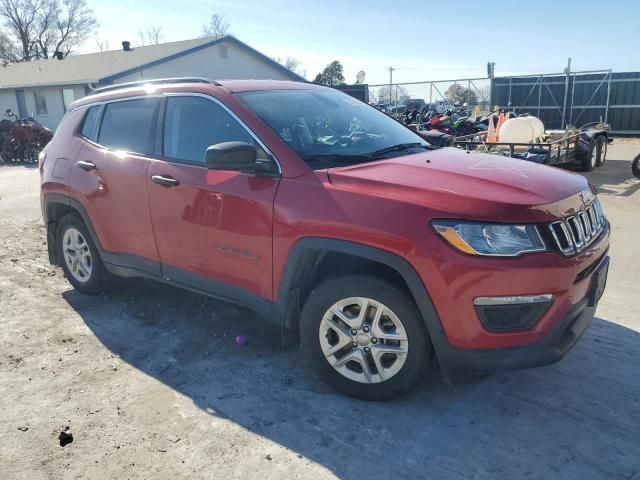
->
453 123 611 172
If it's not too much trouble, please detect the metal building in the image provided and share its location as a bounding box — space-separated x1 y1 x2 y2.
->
491 71 640 134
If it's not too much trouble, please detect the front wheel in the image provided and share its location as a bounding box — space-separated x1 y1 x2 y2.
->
300 275 431 400
632 154 640 179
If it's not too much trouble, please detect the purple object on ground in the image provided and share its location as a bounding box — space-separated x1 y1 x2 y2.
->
235 335 247 345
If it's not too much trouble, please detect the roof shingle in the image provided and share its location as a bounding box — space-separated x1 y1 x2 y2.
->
0 35 300 89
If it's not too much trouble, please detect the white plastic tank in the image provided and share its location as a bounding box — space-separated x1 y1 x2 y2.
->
520 116 545 141
499 117 535 143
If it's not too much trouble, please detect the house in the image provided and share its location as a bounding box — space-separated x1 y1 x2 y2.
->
0 35 305 129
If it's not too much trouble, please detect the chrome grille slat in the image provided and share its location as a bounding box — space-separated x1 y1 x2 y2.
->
568 216 585 248
579 212 592 240
587 205 597 230
547 199 605 256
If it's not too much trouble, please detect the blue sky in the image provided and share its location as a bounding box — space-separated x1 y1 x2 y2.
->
84 0 640 84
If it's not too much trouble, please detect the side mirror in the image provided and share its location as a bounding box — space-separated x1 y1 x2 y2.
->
205 141 258 172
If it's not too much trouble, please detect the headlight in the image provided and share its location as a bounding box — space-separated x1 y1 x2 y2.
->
432 220 546 256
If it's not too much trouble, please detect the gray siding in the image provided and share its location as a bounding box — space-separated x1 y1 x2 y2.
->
0 85 85 129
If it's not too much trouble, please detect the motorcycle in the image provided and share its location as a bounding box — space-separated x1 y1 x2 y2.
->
419 104 487 137
0 109 53 164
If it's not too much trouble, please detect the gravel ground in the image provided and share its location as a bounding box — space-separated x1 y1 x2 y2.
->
1 145 639 480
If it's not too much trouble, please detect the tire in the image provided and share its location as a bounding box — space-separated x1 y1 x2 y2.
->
632 154 640 179
56 214 110 294
595 136 607 167
300 275 431 400
581 136 600 172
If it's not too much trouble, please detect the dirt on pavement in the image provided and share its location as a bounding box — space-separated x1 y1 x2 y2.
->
1 145 639 480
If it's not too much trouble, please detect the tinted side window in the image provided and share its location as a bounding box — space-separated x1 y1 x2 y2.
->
80 106 101 140
98 98 159 155
163 96 260 164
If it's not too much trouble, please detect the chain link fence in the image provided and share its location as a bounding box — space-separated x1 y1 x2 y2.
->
368 78 492 116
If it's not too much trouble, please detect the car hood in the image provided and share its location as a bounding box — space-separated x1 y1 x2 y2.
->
327 148 592 222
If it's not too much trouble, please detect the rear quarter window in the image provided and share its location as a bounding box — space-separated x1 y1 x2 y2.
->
97 98 159 155
79 106 102 141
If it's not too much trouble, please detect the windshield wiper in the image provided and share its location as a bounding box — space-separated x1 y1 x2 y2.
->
371 143 430 158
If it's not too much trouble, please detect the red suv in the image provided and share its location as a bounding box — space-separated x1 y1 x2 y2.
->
40 78 610 400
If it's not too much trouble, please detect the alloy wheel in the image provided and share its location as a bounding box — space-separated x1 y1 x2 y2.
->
319 297 408 384
62 227 93 283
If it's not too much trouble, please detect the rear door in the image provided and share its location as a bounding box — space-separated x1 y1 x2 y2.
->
147 94 280 300
70 98 161 274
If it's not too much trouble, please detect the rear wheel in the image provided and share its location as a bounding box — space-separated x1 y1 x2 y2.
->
57 214 110 294
595 136 607 167
300 275 431 400
581 136 600 172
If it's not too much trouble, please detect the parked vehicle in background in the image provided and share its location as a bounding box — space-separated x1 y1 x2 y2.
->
0 109 53 164
455 121 611 171
40 78 610 400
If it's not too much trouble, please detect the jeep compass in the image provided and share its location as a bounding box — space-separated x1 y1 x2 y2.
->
40 78 610 400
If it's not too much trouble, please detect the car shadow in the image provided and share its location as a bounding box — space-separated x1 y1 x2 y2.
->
63 278 640 479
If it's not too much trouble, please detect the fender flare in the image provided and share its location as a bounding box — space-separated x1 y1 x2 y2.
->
576 129 607 159
44 192 103 250
274 237 449 359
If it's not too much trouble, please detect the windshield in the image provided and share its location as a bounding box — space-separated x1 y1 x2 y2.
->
236 89 431 169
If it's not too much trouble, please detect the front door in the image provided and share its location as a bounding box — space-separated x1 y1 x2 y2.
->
147 94 280 301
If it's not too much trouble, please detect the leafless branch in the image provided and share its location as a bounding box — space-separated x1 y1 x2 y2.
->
202 13 229 39
138 24 163 46
94 34 107 52
0 0 96 63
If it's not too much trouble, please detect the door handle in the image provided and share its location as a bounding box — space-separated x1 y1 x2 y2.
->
151 175 180 187
77 160 96 171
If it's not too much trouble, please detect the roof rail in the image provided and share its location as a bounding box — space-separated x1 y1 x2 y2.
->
87 77 221 96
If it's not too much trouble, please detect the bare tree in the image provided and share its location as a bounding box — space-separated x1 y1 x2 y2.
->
94 34 108 52
476 84 491 106
372 85 411 104
202 13 229 38
273 55 302 74
0 0 96 63
0 0 43 61
138 25 163 46
0 28 18 64
37 0 97 58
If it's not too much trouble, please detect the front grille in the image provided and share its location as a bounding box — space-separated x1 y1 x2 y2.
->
548 198 606 256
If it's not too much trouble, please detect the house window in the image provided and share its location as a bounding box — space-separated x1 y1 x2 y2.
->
219 44 228 59
34 90 48 116
62 88 75 110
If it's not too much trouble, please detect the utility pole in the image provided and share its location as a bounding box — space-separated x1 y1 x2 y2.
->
388 66 395 104
561 57 571 129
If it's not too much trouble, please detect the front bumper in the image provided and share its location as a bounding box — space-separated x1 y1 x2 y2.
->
436 294 594 375
435 254 608 376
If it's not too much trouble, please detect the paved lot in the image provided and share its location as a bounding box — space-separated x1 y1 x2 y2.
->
1 144 639 480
